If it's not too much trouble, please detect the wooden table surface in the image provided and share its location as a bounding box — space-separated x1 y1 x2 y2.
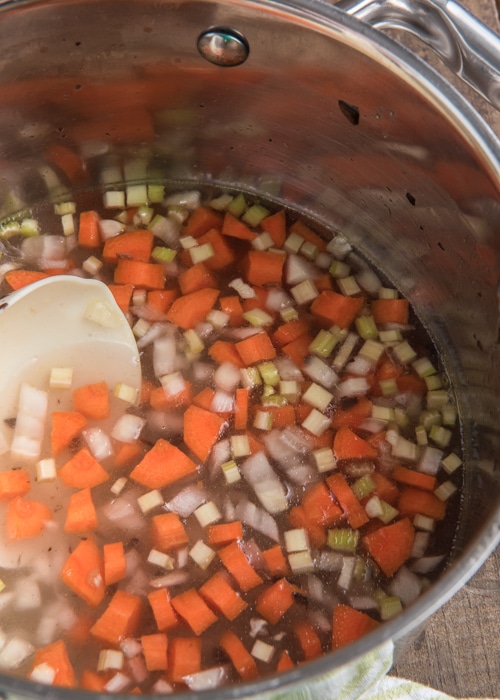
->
387 1 500 697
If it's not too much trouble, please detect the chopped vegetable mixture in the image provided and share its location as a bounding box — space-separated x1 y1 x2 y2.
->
0 188 462 692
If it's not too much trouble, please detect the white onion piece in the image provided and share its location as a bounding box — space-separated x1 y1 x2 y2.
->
274 356 304 381
214 362 241 392
183 666 230 691
14 578 41 610
240 452 288 514
98 219 124 240
22 235 66 263
418 446 444 475
121 638 142 659
308 610 333 633
286 254 318 285
355 267 382 295
167 484 207 518
234 498 280 543
151 215 181 246
249 618 268 638
0 637 35 670
241 538 265 569
208 438 231 477
83 426 113 461
265 287 293 311
153 334 177 377
337 377 370 398
345 356 373 376
104 672 131 693
111 414 145 443
224 326 262 340
152 678 174 693
210 390 234 413
132 305 169 322
127 654 149 685
136 322 169 349
101 493 145 532
125 567 150 597
358 417 388 434
410 555 445 574
303 356 338 389
388 565 422 606
348 595 379 611
11 383 48 463
192 361 214 383
149 570 191 588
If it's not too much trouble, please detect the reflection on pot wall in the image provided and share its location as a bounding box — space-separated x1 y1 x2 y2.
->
0 0 498 683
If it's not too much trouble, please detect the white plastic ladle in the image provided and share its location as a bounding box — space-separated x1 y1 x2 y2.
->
0 275 141 453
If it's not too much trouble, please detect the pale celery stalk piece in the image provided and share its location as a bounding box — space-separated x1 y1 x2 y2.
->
0 276 141 450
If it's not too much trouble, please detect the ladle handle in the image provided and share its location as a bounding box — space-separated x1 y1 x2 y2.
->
336 0 500 111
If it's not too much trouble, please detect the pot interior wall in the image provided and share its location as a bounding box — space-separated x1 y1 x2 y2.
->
0 0 499 679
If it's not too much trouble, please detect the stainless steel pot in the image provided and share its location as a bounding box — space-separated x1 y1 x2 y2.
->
0 1 499 698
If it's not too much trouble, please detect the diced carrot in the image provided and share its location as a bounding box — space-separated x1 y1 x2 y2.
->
294 620 323 660
178 262 218 295
262 545 290 578
288 505 327 549
141 633 168 671
392 465 436 491
282 333 314 368
333 426 378 461
234 388 250 430
397 486 447 520
332 604 379 649
370 472 400 506
80 670 110 692
261 404 296 429
289 219 327 252
147 589 179 632
255 578 298 624
30 640 76 688
396 373 427 395
372 298 409 325
362 517 415 577
276 650 295 671
209 339 245 368
4 269 48 291
149 381 192 411
199 572 248 620
0 469 31 501
240 285 269 315
260 209 287 247
244 250 285 287
44 143 87 185
58 448 109 489
60 537 105 606
192 386 216 411
206 521 243 547
66 614 94 646
78 210 100 247
183 405 226 462
219 295 244 327
221 211 257 241
130 438 197 489
166 287 220 330
171 588 218 635
326 472 369 529
310 290 364 329
90 590 143 646
302 481 344 527
151 512 189 551
235 331 277 365
219 630 258 681
314 273 333 291
331 397 373 429
6 496 52 540
64 487 98 533
50 411 88 456
72 381 110 421
272 318 309 347
113 441 144 469
168 637 201 684
198 227 236 270
147 288 178 314
218 541 264 592
103 541 127 586
114 258 166 290
103 229 154 263
183 206 223 238
108 283 134 314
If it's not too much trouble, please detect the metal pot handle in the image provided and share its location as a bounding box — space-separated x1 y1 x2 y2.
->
335 0 500 110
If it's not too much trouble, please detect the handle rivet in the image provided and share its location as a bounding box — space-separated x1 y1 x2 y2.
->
197 27 249 67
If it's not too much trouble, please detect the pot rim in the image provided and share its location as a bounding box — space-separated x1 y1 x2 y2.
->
0 1 498 698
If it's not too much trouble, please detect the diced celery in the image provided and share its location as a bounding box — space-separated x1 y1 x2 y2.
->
252 231 274 251
391 435 418 461
309 329 339 358
189 540 216 570
242 204 270 227
261 394 288 407
251 640 274 663
261 384 275 398
424 375 442 391
152 246 177 263
351 474 376 500
332 332 358 371
288 550 315 573
371 405 395 423
358 339 385 364
412 357 437 377
49 367 74 390
380 596 403 620
194 501 222 527
0 221 21 238
355 315 378 340
379 329 403 344
147 184 165 203
429 424 452 449
434 480 457 501
20 218 40 237
111 477 127 495
279 380 300 403
243 308 274 327
313 447 337 473
114 382 139 404
221 459 241 484
413 514 435 532
179 235 197 249
280 306 299 322
284 528 310 553
189 242 214 264
419 409 442 430
328 528 359 552
147 549 175 570
394 407 409 429
258 361 280 386
337 275 361 296
329 260 351 279
415 425 428 446
61 213 75 236
209 193 234 211
228 277 256 299
302 382 333 411
231 434 251 458
290 279 319 305
378 287 399 299
284 231 304 254
379 378 398 396
240 367 262 388
378 500 399 524
103 190 126 209
54 201 76 215
134 205 154 226
126 184 148 207
393 340 417 364
132 289 147 307
82 255 103 275
426 389 450 410
138 490 164 514
441 403 457 427
183 329 204 355
227 192 247 217
302 408 331 436
441 452 462 474
254 410 274 431
300 241 317 261
36 458 57 482
98 649 124 672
